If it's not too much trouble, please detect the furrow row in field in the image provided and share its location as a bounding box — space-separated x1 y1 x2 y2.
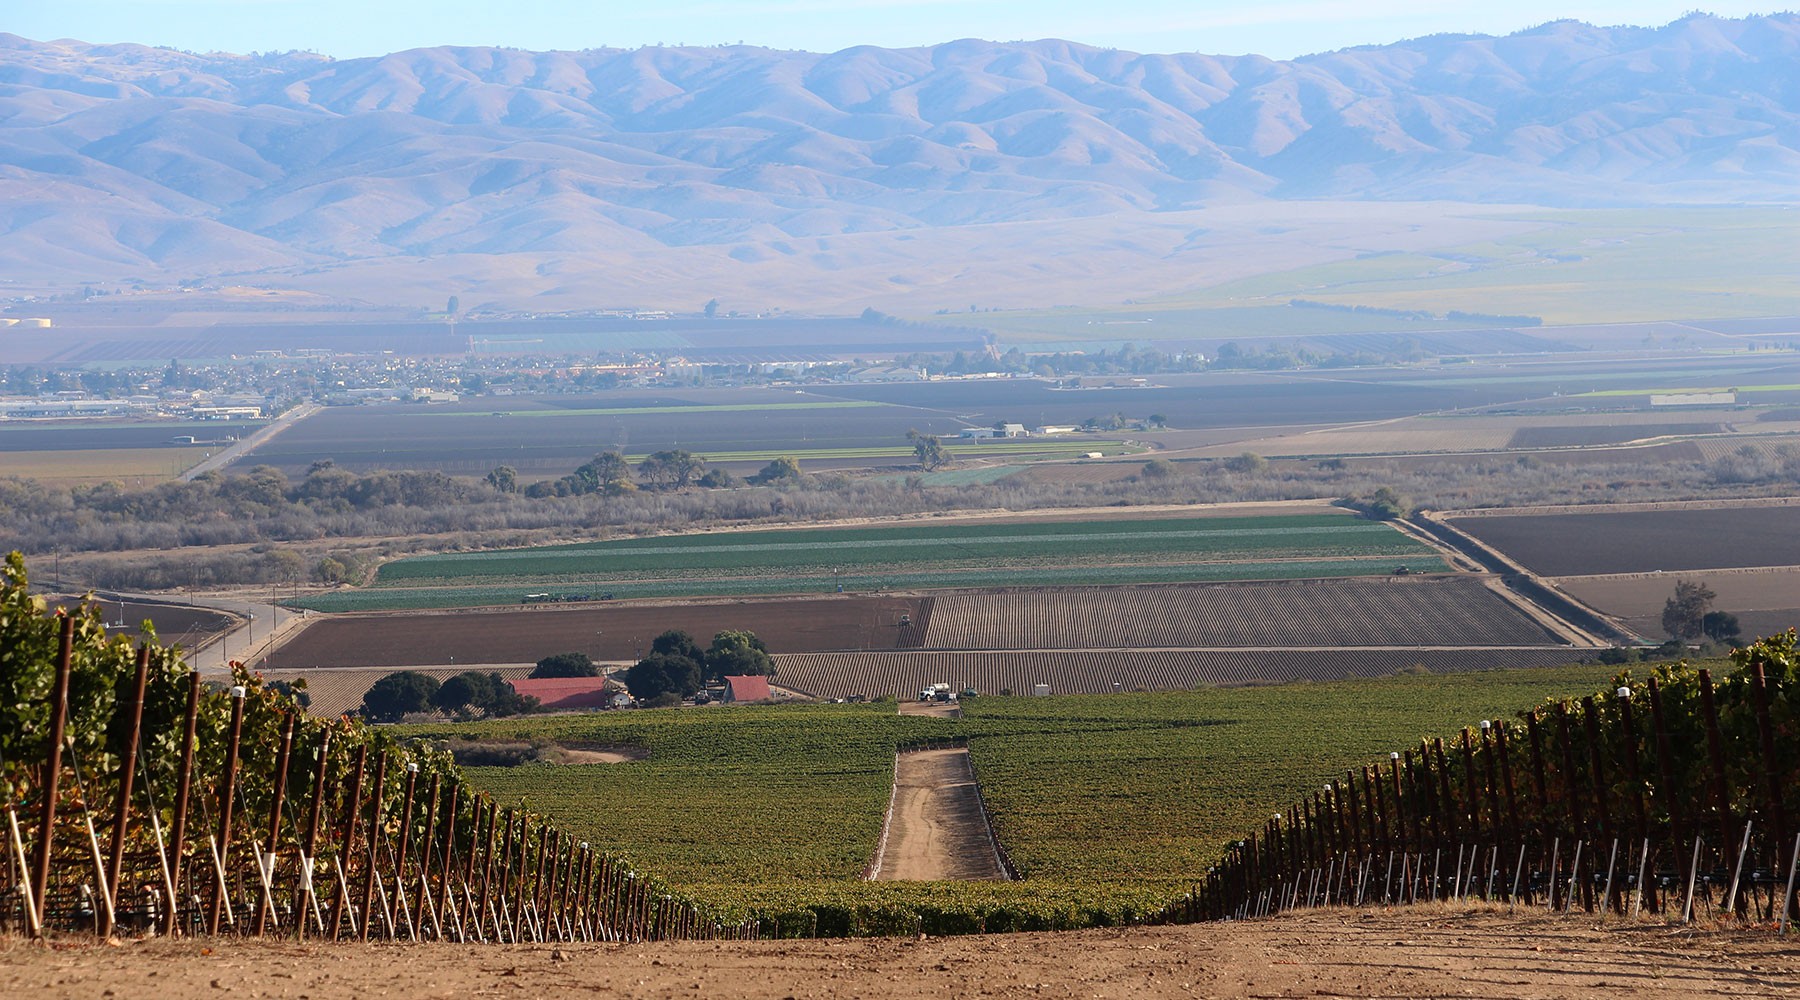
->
922 577 1558 649
772 648 1579 700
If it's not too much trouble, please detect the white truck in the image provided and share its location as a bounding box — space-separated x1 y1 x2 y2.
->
918 682 956 703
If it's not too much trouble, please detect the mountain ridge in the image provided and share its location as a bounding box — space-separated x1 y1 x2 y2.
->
1 14 1795 310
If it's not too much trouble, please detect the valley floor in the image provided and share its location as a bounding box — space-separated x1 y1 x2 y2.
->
6 904 1794 999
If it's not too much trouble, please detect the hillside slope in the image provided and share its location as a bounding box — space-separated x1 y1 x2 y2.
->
1 14 1795 309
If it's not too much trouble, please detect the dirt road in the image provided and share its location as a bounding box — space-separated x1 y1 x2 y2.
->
5 905 1794 999
872 748 1009 881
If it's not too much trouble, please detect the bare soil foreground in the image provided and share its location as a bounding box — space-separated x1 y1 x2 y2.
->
7 906 1797 999
873 748 1008 881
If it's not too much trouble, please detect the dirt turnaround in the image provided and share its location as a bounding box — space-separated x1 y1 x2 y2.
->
6 905 1795 999
872 748 1009 881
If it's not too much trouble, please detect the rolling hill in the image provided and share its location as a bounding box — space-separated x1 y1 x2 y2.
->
1 13 1795 312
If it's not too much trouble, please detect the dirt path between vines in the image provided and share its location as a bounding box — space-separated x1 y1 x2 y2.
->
872 748 1009 881
7 905 1796 999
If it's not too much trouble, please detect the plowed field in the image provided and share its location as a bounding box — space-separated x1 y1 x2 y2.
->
773 648 1580 699
924 577 1557 649
269 595 932 668
1450 503 1800 576
1554 567 1800 642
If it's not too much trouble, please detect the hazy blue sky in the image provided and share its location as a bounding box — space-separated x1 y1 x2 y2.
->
10 2 1782 60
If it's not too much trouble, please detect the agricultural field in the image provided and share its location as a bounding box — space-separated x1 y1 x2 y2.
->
294 509 1442 611
1161 409 1765 466
269 595 933 668
0 445 217 485
245 389 982 477
405 661 1620 920
922 577 1560 650
245 387 1125 479
1449 503 1800 577
1554 568 1800 644
0 419 267 451
0 417 261 485
42 593 237 649
815 371 1536 431
771 647 1583 699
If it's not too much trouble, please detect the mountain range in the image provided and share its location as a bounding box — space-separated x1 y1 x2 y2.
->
1 14 1796 313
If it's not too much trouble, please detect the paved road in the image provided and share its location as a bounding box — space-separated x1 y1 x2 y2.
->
89 586 310 674
180 401 319 480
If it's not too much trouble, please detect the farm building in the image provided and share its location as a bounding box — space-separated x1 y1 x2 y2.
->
509 677 616 711
957 423 1029 439
722 675 772 703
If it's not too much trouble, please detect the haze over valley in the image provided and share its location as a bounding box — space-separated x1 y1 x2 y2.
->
2 12 1796 314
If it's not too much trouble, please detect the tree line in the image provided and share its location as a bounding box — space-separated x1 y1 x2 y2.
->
15 443 1800 591
359 629 775 720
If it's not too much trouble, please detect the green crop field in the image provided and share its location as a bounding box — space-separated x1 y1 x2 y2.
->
404 660 1624 929
297 512 1439 611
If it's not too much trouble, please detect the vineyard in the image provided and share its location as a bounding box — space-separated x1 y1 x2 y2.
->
8 537 1797 942
922 577 1560 650
1176 631 1800 929
771 648 1584 700
400 661 1625 929
0 554 766 944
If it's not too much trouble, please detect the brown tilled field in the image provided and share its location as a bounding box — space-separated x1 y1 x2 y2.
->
268 595 933 668
1505 422 1726 448
773 647 1581 699
924 577 1558 650
46 594 236 649
1555 567 1800 643
1450 503 1800 577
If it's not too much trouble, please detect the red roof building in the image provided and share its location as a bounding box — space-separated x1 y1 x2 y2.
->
509 677 614 710
722 675 772 703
